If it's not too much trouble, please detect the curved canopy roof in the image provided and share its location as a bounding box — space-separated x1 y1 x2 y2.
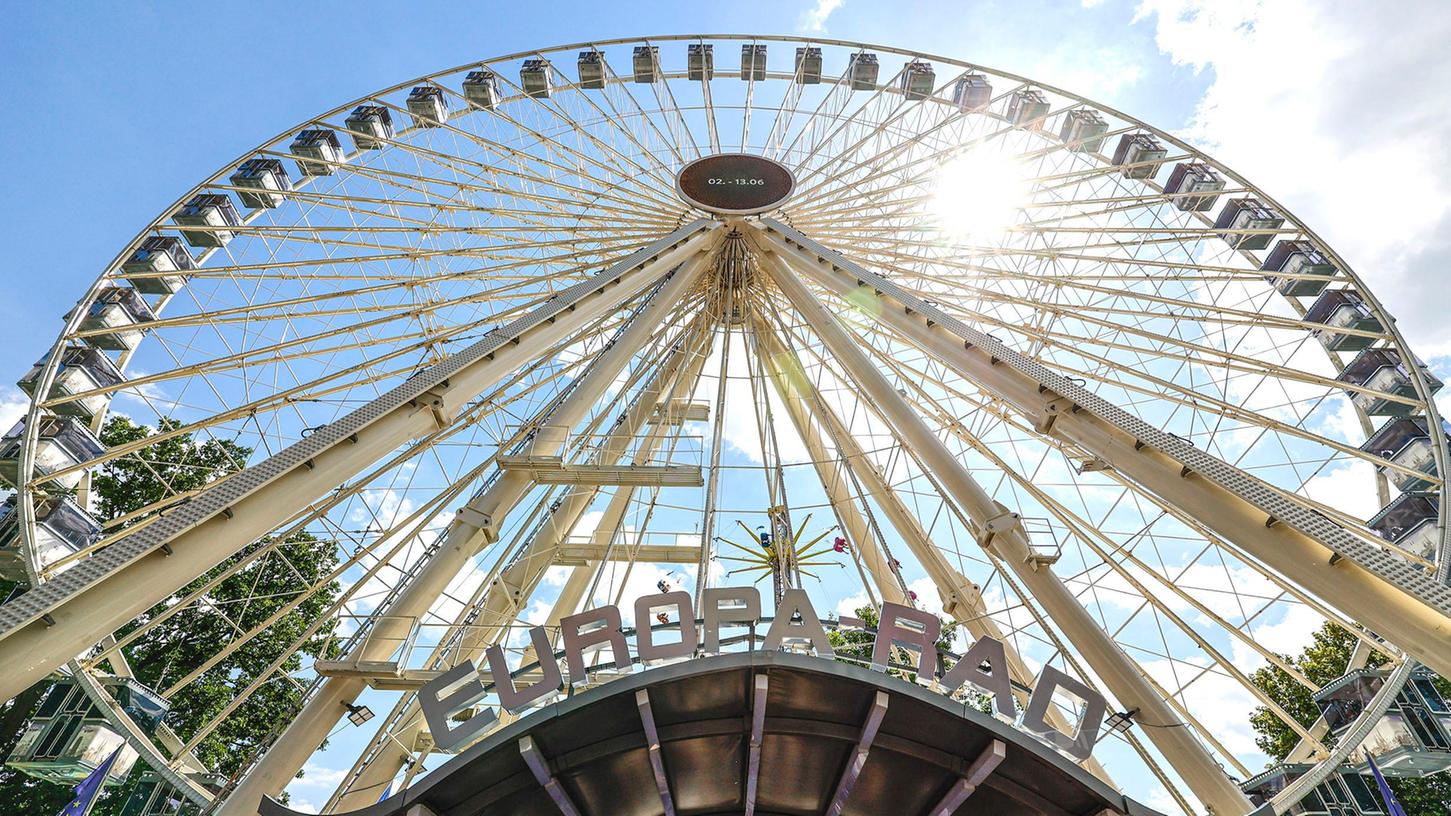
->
262 652 1161 816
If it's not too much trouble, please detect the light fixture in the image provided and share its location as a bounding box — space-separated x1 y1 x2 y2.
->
345 702 375 726
1104 707 1139 737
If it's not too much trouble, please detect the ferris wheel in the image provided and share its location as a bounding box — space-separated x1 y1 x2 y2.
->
1 34 1448 816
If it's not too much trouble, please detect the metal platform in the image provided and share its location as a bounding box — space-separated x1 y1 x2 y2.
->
496 455 704 486
260 651 1159 816
311 659 445 691
651 399 711 425
555 539 703 566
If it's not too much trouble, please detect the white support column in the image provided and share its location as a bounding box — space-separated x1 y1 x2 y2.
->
0 223 721 705
757 244 1253 815
328 321 715 811
756 314 1112 785
218 241 714 816
756 220 1451 681
754 318 906 606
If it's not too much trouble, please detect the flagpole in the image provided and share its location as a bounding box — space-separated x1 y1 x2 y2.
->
58 745 124 816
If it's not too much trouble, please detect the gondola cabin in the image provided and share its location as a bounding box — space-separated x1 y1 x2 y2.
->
1060 109 1109 152
1336 348 1442 417
1165 162 1225 212
1214 196 1284 250
0 414 105 492
344 105 395 150
289 129 345 176
632 46 660 83
520 59 553 98
1112 133 1167 180
121 236 194 296
741 44 767 81
172 194 240 249
1305 289 1382 352
848 52 879 90
1317 666 1451 774
5 676 168 786
899 60 935 101
951 73 992 111
0 493 101 580
1007 89 1049 129
1361 416 1441 492
794 47 823 84
406 86 448 127
577 51 606 89
229 158 292 209
687 44 714 81
1242 764 1387 816
1367 491 1441 561
1261 240 1339 298
73 286 156 352
462 70 500 109
17 344 125 422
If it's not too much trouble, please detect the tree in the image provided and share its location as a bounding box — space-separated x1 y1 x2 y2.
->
828 604 961 681
0 417 341 814
1248 620 1451 815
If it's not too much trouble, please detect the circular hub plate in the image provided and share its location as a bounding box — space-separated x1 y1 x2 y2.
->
676 153 795 215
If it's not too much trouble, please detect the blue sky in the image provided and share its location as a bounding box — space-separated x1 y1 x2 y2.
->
6 1 1451 812
5 0 1450 384
0 0 1214 378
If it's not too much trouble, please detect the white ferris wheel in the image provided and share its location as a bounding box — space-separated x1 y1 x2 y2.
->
1 34 1448 816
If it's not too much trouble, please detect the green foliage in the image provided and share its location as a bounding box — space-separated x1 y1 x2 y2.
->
91 416 250 523
1247 620 1451 815
828 604 960 682
0 417 341 814
1248 622 1388 761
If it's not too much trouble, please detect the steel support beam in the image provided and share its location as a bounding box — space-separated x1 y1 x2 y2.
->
218 236 715 816
636 689 677 816
757 219 1451 681
927 739 1005 816
825 690 889 816
327 320 717 811
755 315 1113 784
757 242 1253 815
744 673 768 816
0 222 721 705
519 735 583 816
754 316 906 606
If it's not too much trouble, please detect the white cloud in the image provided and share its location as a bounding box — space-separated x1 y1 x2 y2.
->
1135 0 1451 356
800 0 844 33
0 387 27 434
294 763 346 789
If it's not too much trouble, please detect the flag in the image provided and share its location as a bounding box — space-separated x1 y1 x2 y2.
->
1366 756 1409 816
58 745 123 816
378 783 392 803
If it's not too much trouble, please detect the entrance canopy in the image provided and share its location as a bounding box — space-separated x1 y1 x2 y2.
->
262 652 1156 816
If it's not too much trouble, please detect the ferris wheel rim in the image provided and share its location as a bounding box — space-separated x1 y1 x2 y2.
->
6 33 1446 816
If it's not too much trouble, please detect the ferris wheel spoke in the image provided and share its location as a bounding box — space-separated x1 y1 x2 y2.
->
852 321 1395 652
307 102 685 223
483 55 681 191
864 344 1335 738
86 325 613 675
8 39 1444 816
384 85 687 216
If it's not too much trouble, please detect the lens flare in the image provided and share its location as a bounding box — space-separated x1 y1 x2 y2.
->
928 148 1031 240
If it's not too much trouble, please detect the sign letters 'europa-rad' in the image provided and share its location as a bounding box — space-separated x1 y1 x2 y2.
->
419 587 1109 761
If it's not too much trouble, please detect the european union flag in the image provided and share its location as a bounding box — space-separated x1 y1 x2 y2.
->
58 745 123 816
1367 756 1409 816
